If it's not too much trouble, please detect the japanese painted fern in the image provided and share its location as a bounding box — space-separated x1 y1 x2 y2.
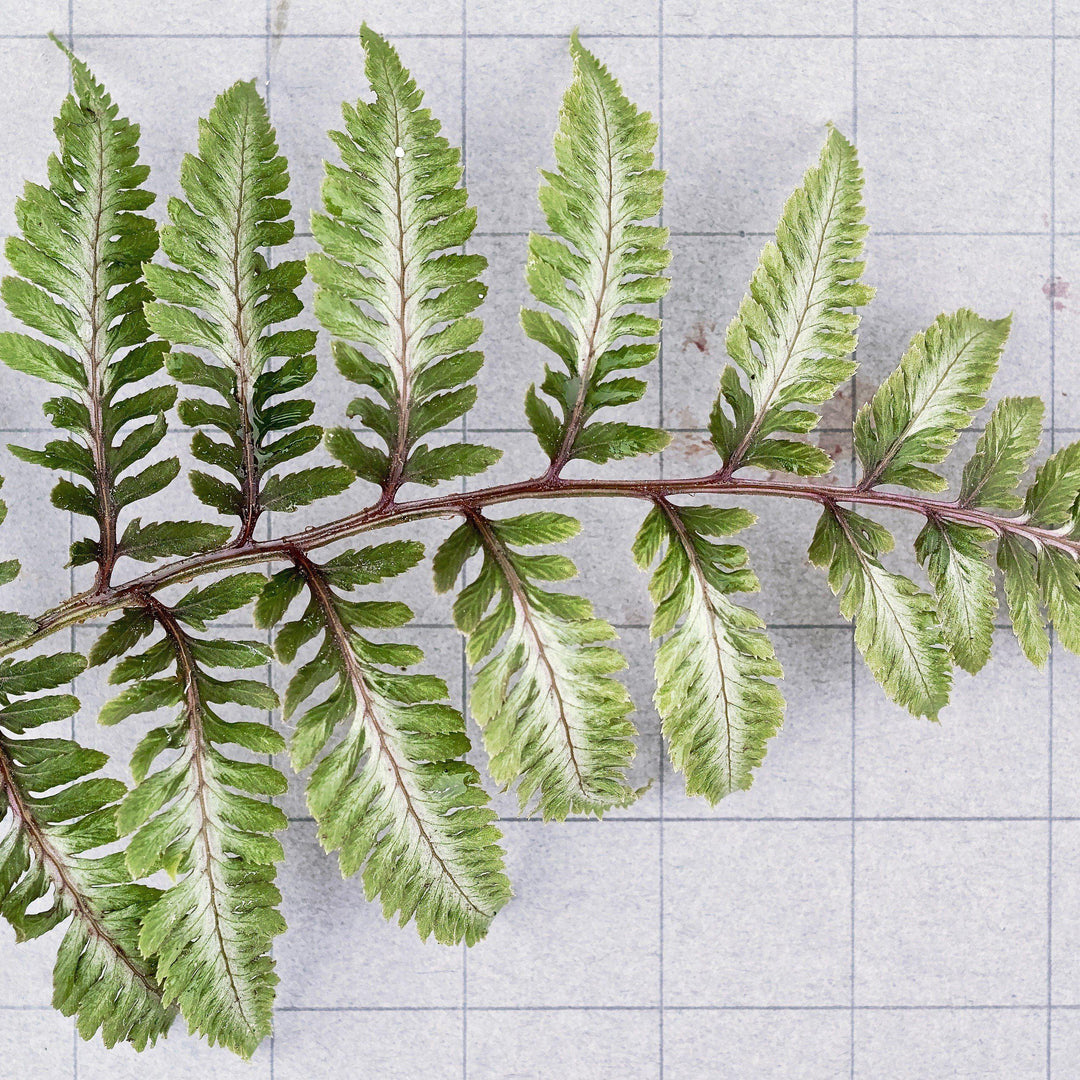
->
0 25 1072 1060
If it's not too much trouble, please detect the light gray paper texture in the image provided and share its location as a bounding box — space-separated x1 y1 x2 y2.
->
0 0 1076 1076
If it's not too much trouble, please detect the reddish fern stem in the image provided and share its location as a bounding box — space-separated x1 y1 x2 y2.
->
3 469 1075 659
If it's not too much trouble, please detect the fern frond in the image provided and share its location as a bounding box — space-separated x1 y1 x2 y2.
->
255 541 509 945
435 511 638 820
633 501 783 803
0 42 210 578
711 127 872 477
809 505 952 718
855 310 1011 491
522 33 670 471
145 80 352 543
95 574 285 1058
7 24 1080 1060
313 27 499 494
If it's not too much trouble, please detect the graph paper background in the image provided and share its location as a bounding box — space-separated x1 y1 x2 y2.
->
0 0 1078 1076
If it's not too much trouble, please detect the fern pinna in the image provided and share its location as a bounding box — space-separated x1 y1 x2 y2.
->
0 25 1073 1059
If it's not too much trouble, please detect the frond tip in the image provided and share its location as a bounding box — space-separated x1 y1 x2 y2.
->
994 438 1080 666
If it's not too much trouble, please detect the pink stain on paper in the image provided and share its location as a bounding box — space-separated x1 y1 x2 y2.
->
1044 276 1071 311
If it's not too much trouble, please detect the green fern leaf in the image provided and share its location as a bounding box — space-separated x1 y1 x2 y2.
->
0 159 175 1038
1036 546 1080 653
523 33 671 470
6 25 1079 1059
1021 441 1080 529
855 310 1011 491
809 505 952 718
0 41 191 578
116 518 231 563
994 440 1080 666
101 574 285 1058
915 519 996 674
959 396 1044 510
0 481 34 643
0 645 175 1049
145 80 351 543
711 127 872 477
633 501 784 803
997 534 1051 666
255 541 510 946
436 512 638 820
312 27 498 494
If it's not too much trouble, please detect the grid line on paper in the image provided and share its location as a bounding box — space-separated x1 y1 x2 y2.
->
3 31 1080 40
461 1 470 1074
66 3 77 1076
657 0 666 1074
11 1001 1080 1013
1048 3 1058 1076
281 813 1080 825
850 2 859 1074
263 4 276 1079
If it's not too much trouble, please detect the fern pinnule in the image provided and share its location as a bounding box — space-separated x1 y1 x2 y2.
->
633 501 784 802
145 79 352 543
436 511 639 820
0 40 216 582
855 309 1011 492
915 519 997 675
994 439 1080 663
809 505 953 719
959 396 1044 511
97 574 285 1058
712 126 872 479
523 32 671 472
0 474 174 1049
256 541 510 945
314 26 500 495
